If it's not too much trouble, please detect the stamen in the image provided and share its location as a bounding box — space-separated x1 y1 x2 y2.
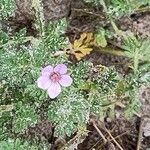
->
50 72 61 82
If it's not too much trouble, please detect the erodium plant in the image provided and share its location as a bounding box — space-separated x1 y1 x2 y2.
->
0 0 150 149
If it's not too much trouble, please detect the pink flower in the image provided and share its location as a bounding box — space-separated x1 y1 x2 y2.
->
37 64 73 99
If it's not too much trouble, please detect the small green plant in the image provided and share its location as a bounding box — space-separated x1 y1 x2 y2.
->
124 35 150 74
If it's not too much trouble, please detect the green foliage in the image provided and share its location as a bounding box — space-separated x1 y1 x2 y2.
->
46 61 91 137
122 75 141 118
32 0 44 35
0 19 67 141
0 105 13 116
85 0 150 18
138 63 150 84
89 90 116 118
107 0 150 17
84 0 102 6
70 61 91 87
111 20 150 74
0 30 9 45
44 19 67 52
96 28 107 47
85 66 119 118
0 0 15 19
0 0 150 148
0 138 39 150
88 67 119 117
0 21 67 99
107 0 133 17
91 66 119 93
12 102 38 133
48 88 90 137
0 111 13 140
119 32 150 74
124 35 150 73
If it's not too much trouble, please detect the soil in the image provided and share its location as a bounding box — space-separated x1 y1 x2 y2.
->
2 0 150 149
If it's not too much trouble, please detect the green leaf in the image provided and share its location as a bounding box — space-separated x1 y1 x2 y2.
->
47 88 90 137
0 105 13 116
13 103 38 133
0 138 39 150
96 29 107 47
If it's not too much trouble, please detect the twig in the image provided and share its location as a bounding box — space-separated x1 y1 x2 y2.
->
112 131 129 140
134 7 150 14
59 134 78 150
71 8 105 19
136 118 143 150
60 129 89 150
104 127 124 150
92 120 107 143
92 131 128 150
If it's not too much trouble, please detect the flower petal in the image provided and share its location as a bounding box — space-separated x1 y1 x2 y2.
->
59 75 73 87
47 82 61 99
37 76 51 90
54 64 67 74
41 65 53 76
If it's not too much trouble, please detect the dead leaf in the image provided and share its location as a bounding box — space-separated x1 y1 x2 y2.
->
67 32 94 61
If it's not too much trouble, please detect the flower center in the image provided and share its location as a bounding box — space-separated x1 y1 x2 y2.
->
50 72 61 82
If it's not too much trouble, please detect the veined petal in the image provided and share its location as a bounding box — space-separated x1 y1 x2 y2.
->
37 76 51 90
47 82 61 99
59 75 73 87
41 65 53 76
54 64 67 75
